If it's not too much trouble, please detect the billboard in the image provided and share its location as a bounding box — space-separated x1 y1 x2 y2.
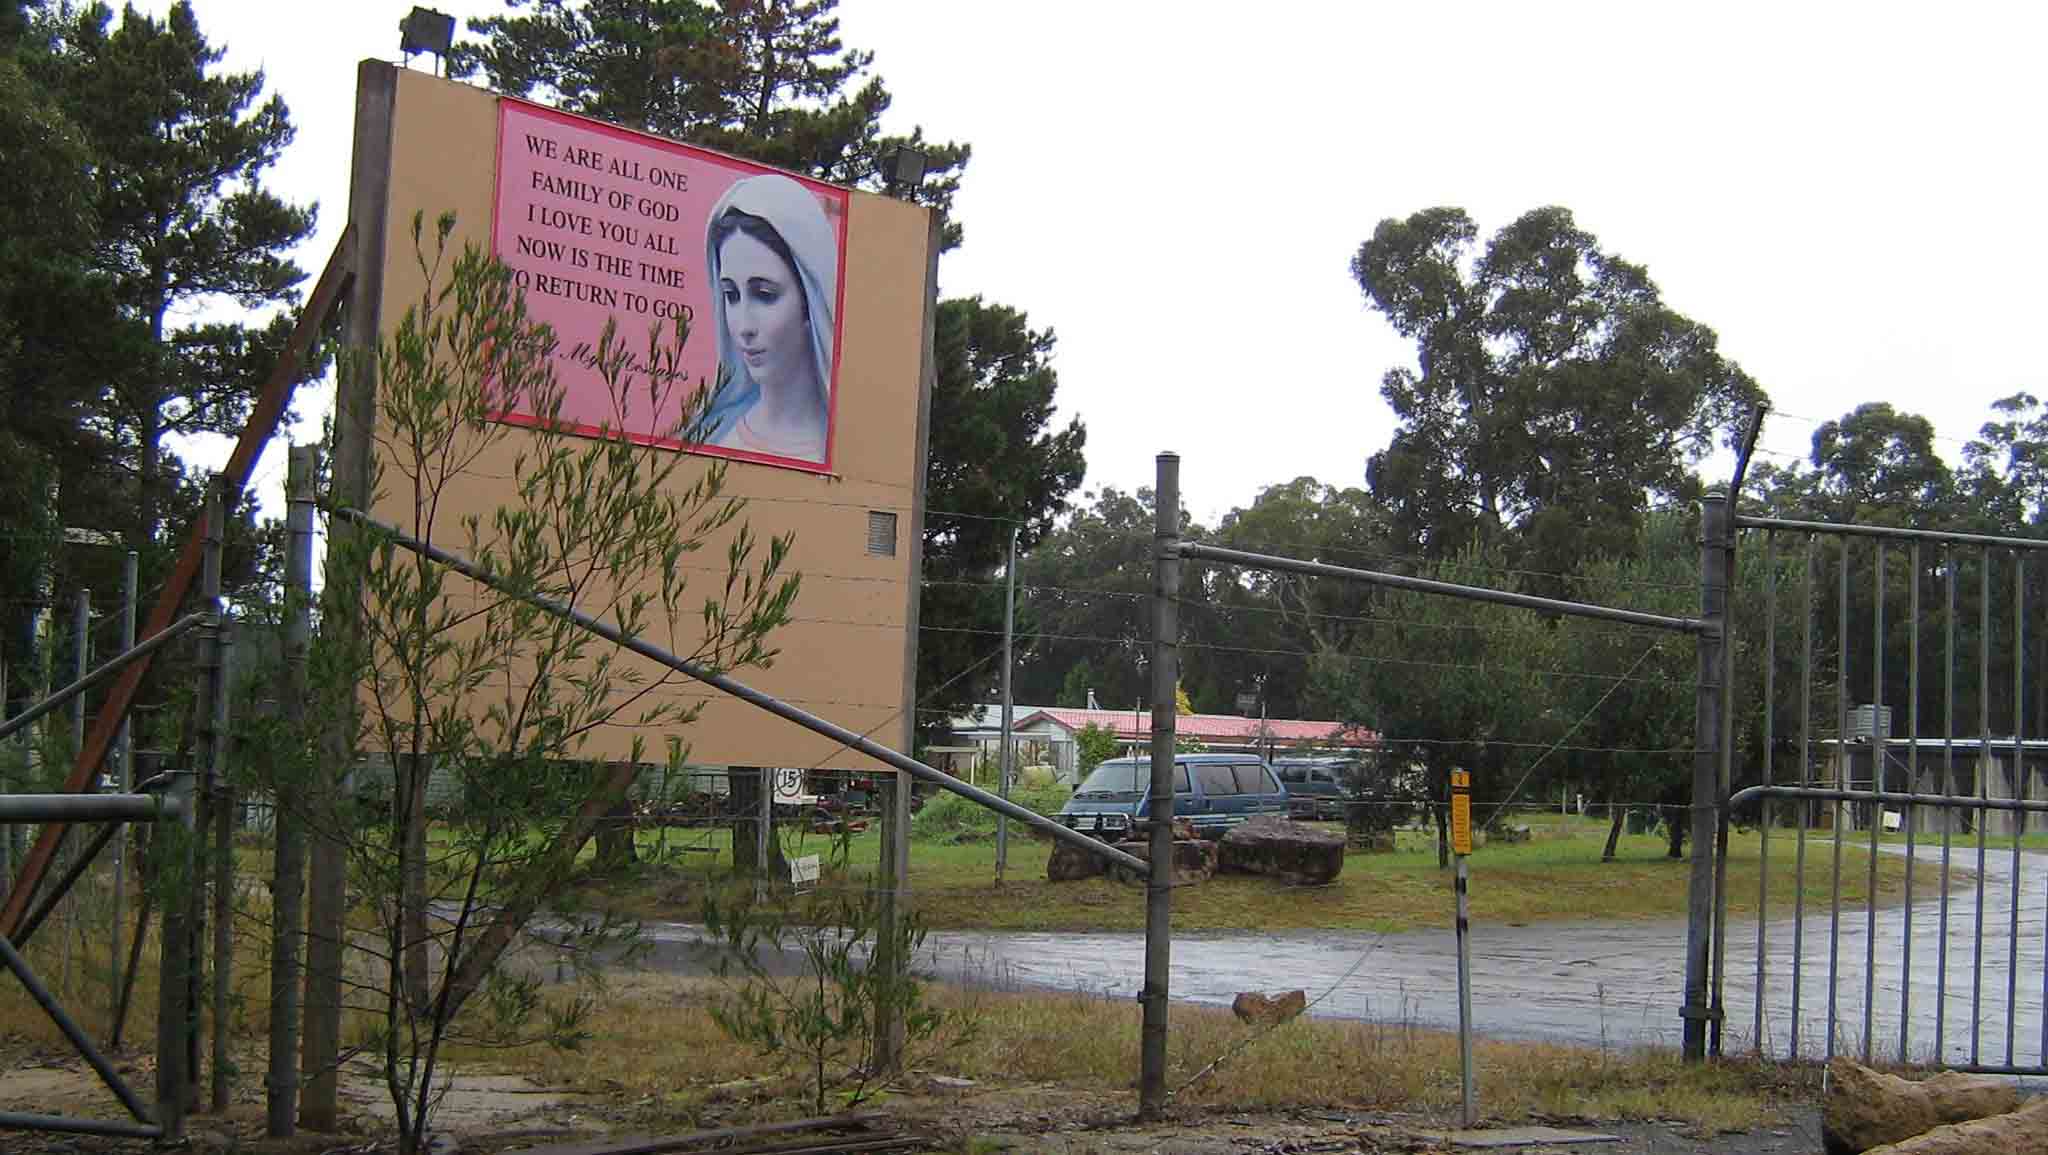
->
351 65 936 768
492 101 849 472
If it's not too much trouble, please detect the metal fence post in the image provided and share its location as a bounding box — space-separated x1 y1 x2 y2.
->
153 768 197 1139
1684 494 1728 1060
996 527 1017 883
1139 452 1180 1120
112 552 136 1012
873 768 911 1070
266 445 315 1136
65 588 88 998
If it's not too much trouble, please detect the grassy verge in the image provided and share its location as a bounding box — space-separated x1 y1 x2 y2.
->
586 816 1933 933
466 970 1808 1134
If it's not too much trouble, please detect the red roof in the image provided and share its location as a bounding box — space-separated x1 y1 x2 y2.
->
1018 708 1375 748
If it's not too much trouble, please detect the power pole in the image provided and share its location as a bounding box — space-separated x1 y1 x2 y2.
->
996 525 1017 883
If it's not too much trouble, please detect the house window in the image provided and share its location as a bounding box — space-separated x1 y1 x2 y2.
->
865 510 897 557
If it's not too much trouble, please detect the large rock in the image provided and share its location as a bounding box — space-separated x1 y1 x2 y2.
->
1046 837 1109 882
1823 1059 2025 1154
1231 989 1307 1027
1107 835 1218 886
1866 1095 2048 1155
1218 816 1345 885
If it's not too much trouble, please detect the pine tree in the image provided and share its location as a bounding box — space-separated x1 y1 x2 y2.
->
455 0 969 243
43 0 316 547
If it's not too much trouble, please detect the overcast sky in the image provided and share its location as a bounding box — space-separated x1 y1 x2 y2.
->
149 1 2048 526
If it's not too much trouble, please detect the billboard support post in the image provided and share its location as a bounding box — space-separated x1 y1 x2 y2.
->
303 58 394 1134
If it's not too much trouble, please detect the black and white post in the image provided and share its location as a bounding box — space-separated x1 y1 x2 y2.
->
1451 768 1476 1126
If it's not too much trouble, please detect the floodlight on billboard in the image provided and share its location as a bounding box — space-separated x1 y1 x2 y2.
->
491 101 850 473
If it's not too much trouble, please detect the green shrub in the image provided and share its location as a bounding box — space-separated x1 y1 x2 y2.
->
913 781 1073 844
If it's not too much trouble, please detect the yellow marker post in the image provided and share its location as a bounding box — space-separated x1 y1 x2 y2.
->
1450 770 1473 856
1450 768 1476 1127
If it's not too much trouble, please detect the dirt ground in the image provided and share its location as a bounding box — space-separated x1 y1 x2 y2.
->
0 1040 1824 1155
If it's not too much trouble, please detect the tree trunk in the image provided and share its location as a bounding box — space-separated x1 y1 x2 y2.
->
1665 804 1687 859
139 278 168 548
593 798 638 873
1603 803 1625 862
728 767 786 877
401 759 429 1010
1433 802 1449 869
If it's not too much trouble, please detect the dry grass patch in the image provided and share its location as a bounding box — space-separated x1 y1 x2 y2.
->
469 970 1807 1134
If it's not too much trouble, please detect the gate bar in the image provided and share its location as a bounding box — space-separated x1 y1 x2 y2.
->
2007 556 2024 1066
1730 784 2048 814
1792 534 1814 1059
1864 542 1884 1062
1901 541 1920 1065
1735 515 2048 552
1753 530 1776 1055
0 793 185 824
0 913 155 1125
1827 537 1847 1064
0 1113 159 1140
1938 547 1956 1054
1974 554 1991 1066
0 614 208 744
329 508 1147 874
1179 543 1707 634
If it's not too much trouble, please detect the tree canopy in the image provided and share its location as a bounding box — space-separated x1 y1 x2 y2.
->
917 297 1086 737
455 0 969 245
1353 206 1763 580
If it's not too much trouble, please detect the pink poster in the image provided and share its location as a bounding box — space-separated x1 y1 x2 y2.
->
491 100 850 472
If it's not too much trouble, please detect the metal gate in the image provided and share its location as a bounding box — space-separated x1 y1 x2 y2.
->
1724 515 2048 1073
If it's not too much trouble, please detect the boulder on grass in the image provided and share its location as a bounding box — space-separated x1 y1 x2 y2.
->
1109 834 1218 886
1231 989 1307 1027
1497 824 1532 844
1047 837 1109 882
1866 1095 2048 1155
1823 1059 2025 1155
1218 816 1345 885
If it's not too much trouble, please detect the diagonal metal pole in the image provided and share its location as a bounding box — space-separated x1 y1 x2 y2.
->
0 228 353 938
0 616 208 746
327 506 1145 871
0 925 154 1126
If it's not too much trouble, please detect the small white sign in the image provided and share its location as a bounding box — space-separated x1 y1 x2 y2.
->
789 853 821 888
772 768 815 806
1882 809 1903 832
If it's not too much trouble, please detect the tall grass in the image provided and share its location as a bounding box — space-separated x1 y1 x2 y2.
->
911 782 1072 845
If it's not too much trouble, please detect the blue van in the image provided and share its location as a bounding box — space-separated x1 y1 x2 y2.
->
1057 753 1289 840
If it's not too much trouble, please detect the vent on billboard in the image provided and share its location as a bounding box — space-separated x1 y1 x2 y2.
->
1847 704 1892 741
866 511 897 557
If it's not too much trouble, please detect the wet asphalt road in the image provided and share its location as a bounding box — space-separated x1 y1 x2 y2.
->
631 838 2048 1065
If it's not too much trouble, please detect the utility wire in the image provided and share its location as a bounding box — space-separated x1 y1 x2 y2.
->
1481 640 1666 830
